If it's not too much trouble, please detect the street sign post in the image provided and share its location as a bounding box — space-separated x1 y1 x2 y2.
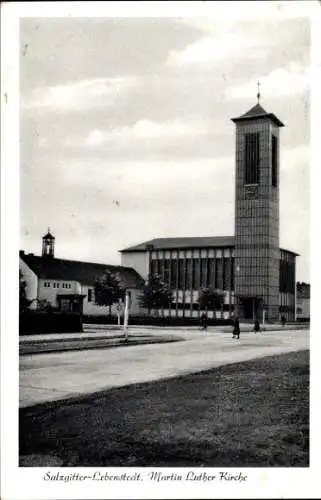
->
123 291 129 340
116 302 122 327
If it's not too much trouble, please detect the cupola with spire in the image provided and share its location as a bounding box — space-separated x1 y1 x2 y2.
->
42 228 55 258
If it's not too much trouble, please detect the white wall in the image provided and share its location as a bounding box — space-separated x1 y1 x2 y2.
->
121 252 149 280
19 258 38 309
81 285 144 317
296 297 310 319
38 279 80 307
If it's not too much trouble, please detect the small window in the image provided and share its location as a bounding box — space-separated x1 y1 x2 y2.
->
88 289 92 302
47 282 50 288
53 283 56 288
56 283 60 288
43 282 47 287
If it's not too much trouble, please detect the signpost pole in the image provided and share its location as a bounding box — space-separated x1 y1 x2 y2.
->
123 291 129 341
116 301 121 327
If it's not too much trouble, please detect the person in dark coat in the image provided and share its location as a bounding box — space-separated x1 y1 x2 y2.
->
254 319 260 333
281 315 286 328
200 312 208 330
233 317 240 339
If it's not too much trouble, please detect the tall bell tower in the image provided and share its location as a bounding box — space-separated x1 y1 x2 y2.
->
231 87 284 321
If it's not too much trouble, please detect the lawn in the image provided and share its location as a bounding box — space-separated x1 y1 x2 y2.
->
19 350 309 467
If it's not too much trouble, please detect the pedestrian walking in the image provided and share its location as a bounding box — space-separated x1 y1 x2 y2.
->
254 319 260 333
232 317 240 339
281 315 286 328
200 312 208 330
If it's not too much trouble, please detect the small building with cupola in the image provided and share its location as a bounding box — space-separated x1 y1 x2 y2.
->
19 230 145 317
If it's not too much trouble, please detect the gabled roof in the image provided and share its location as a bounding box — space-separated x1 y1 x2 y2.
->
19 253 144 288
231 103 284 127
120 236 235 252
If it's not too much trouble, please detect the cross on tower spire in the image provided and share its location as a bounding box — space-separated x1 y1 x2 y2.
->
257 81 261 104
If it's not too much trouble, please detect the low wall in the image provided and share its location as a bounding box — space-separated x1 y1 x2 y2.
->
19 311 83 335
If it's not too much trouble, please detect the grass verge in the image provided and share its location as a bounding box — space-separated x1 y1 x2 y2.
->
19 350 309 467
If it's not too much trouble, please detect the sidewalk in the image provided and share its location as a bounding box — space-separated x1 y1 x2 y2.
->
19 329 181 356
20 329 138 343
21 321 308 342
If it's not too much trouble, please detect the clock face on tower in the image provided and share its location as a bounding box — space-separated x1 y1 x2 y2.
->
244 184 259 200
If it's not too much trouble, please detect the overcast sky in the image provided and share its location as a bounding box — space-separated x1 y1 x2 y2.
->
20 11 310 281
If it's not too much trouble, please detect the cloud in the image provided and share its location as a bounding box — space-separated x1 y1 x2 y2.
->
22 76 139 112
82 119 210 147
225 62 310 99
166 33 265 67
53 155 233 193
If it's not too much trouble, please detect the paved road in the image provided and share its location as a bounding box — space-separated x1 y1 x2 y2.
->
20 328 309 409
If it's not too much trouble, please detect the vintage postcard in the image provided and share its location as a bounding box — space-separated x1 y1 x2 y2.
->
1 1 320 499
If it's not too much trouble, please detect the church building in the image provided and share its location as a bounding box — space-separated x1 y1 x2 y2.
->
120 98 298 322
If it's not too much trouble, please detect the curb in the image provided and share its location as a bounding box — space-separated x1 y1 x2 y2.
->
19 336 182 356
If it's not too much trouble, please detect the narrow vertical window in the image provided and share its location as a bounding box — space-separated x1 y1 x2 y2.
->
170 259 177 288
215 259 223 289
272 135 278 187
186 259 192 289
150 259 156 276
200 258 207 288
191 259 196 289
163 259 170 285
207 258 213 288
230 258 234 291
178 260 185 289
223 257 230 290
158 260 164 280
88 288 92 302
194 259 200 289
244 133 260 184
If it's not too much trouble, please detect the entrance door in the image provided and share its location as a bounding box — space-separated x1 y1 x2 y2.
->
71 299 83 314
240 297 263 320
242 297 254 319
60 299 71 312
